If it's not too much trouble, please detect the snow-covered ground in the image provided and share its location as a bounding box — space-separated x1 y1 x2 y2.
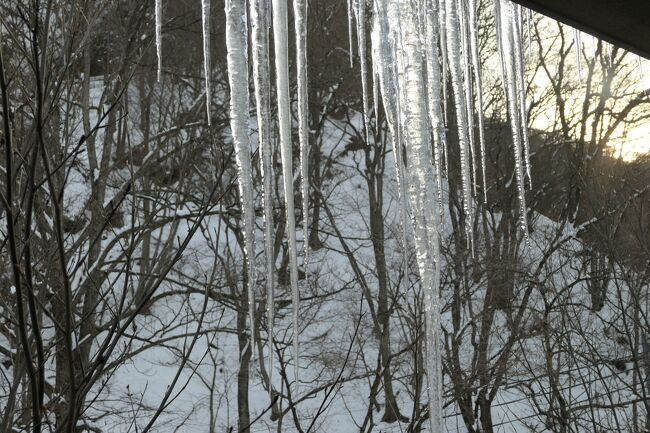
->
64 93 645 433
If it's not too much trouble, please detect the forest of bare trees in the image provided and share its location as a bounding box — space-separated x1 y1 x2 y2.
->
0 1 649 432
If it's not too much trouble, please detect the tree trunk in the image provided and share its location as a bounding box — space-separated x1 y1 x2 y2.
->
236 268 251 433
366 138 406 423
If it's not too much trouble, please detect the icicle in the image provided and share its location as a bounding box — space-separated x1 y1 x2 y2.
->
526 8 532 54
439 0 450 139
355 0 371 144
202 0 212 125
494 0 507 86
445 0 474 250
392 63 411 299
423 0 446 223
459 0 477 198
371 2 409 300
293 0 310 274
591 35 598 60
250 0 274 390
468 0 488 202
224 0 256 358
441 120 449 180
437 0 450 177
271 0 300 385
606 41 613 66
574 28 583 81
372 0 409 301
497 0 529 240
155 0 162 82
384 3 443 432
512 5 532 185
347 0 355 67
372 63 380 123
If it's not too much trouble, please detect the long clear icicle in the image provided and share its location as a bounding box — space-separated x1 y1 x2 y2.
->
372 54 380 122
638 55 645 84
293 0 310 272
355 0 371 144
439 0 449 131
384 2 443 431
497 0 529 239
445 0 474 250
468 0 488 202
591 35 598 60
202 0 212 125
224 0 257 359
371 2 410 295
393 75 411 288
438 0 450 177
347 0 355 67
155 0 162 82
526 8 532 54
272 0 300 385
423 0 446 223
574 28 583 81
459 0 477 198
606 41 613 66
250 0 274 389
512 5 532 184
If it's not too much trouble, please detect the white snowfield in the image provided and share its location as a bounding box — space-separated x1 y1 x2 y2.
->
54 83 641 432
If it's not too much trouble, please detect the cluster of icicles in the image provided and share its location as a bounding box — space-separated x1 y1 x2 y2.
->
155 0 541 430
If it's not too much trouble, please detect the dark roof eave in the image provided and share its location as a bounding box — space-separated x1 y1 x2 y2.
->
509 0 650 60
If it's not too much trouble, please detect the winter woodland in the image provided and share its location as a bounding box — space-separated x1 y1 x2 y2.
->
0 0 649 432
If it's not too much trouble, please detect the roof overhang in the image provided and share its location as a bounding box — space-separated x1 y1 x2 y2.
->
509 0 650 59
